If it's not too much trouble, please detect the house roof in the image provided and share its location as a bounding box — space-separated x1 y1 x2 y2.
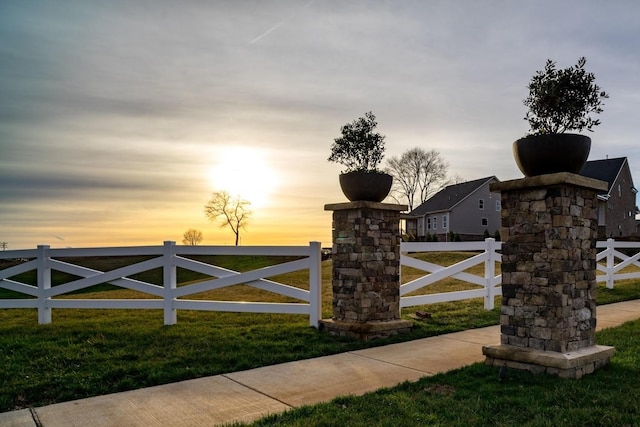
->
407 176 498 217
579 157 627 196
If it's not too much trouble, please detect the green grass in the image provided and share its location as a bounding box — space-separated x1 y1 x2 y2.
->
1 252 639 414
1 310 355 410
245 320 640 427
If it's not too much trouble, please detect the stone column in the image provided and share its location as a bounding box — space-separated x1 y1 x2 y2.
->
482 173 615 379
321 201 413 340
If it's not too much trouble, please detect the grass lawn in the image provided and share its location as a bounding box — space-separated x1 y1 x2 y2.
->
245 320 640 426
1 252 639 414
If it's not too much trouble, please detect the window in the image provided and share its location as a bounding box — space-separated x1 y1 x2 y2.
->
433 216 438 229
427 217 431 230
496 200 501 211
481 217 488 226
442 215 448 229
479 199 484 210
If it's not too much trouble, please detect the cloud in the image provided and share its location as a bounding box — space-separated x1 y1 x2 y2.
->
1 0 639 248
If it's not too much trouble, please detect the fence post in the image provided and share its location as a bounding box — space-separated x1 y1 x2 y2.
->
36 245 52 324
484 238 496 310
606 238 615 289
163 241 177 325
399 242 405 286
308 241 322 328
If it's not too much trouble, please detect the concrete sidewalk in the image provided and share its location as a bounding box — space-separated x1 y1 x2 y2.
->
4 299 640 427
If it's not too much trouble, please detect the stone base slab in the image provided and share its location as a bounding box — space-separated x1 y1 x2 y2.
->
482 344 615 379
320 319 413 341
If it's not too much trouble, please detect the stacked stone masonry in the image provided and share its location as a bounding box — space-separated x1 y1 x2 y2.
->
500 184 599 353
331 206 402 323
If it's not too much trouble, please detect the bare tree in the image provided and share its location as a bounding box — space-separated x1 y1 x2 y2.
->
386 148 449 211
182 229 203 246
204 191 252 246
449 174 466 185
0 242 7 251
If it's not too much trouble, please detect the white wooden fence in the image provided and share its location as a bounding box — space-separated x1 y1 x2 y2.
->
0 241 322 327
2 239 639 323
400 238 640 311
597 239 640 288
400 238 502 310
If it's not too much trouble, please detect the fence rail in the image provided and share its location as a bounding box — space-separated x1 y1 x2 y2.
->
0 241 322 327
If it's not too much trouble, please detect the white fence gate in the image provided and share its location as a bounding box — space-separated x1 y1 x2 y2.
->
0 241 322 327
400 238 502 310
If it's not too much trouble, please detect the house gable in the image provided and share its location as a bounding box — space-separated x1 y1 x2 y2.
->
579 157 627 198
580 157 638 237
407 176 498 217
405 176 500 239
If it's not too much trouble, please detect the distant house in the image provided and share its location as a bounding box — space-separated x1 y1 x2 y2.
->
579 157 639 238
404 176 501 241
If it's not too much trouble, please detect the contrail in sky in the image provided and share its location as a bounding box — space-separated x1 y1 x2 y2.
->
250 21 285 44
250 0 315 44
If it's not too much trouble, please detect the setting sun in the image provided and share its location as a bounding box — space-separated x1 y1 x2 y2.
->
207 146 280 208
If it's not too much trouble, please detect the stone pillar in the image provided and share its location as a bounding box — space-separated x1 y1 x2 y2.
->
321 201 413 340
482 173 615 379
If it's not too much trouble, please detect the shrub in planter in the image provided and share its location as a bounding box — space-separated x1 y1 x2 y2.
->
513 57 609 177
328 111 392 202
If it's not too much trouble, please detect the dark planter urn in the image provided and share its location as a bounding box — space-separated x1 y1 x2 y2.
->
339 171 393 202
513 133 591 177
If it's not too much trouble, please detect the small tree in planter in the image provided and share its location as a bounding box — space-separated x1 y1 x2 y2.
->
514 57 609 177
524 57 609 135
328 111 385 172
328 111 392 202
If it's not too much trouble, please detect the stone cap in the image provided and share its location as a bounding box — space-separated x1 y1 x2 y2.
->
490 172 608 193
324 201 408 212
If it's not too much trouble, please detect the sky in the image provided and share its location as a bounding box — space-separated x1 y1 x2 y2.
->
1 0 639 250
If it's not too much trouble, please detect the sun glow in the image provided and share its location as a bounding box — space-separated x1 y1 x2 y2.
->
207 146 280 208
